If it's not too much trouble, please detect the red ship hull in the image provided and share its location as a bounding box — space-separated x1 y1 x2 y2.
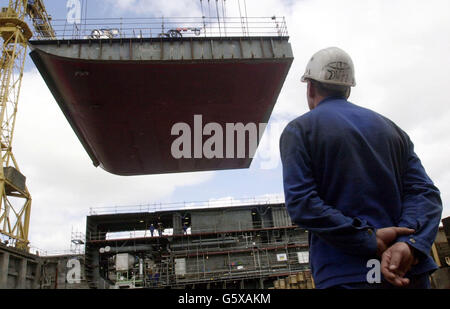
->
30 46 292 176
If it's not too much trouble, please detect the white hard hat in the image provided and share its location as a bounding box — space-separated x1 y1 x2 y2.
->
301 47 356 87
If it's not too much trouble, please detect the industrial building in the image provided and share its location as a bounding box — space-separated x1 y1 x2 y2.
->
84 200 311 289
1 201 449 289
0 199 314 289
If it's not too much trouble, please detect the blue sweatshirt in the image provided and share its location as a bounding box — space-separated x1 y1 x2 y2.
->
280 97 442 288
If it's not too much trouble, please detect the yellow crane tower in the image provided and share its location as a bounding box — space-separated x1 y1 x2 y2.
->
0 0 54 250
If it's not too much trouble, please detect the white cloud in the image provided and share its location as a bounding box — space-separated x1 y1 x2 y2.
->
253 118 289 170
103 0 203 17
104 0 293 17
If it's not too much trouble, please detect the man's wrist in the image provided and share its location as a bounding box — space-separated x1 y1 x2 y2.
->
407 242 420 258
376 237 385 257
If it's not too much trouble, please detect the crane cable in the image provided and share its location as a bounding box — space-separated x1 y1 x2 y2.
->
215 0 221 37
222 0 227 36
81 0 88 38
238 0 245 35
208 0 212 35
81 0 85 33
200 0 205 17
244 0 249 36
200 0 207 36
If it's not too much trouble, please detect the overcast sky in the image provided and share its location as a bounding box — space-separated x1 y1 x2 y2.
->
8 0 450 252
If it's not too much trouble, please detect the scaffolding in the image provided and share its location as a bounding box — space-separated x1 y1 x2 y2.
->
70 228 85 255
88 217 310 289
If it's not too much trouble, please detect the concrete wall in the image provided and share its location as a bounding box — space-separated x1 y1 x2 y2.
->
40 255 89 289
0 244 40 289
0 244 89 289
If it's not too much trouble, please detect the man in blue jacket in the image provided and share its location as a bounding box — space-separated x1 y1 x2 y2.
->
280 47 443 289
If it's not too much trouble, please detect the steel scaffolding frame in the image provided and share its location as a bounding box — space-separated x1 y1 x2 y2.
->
90 220 310 289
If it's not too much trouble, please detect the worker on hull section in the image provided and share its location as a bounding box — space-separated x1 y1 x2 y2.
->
149 224 155 237
280 47 443 289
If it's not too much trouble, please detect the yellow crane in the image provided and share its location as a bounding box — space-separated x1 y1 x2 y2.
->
0 0 54 250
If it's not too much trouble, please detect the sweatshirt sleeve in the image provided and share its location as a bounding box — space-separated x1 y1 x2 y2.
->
280 123 377 257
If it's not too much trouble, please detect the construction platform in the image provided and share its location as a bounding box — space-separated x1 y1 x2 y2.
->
84 200 310 289
29 17 294 176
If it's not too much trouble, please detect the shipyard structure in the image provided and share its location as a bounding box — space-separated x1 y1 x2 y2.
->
0 201 313 289
85 202 311 289
1 202 450 289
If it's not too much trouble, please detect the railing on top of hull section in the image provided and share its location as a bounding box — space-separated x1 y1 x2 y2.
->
32 16 289 41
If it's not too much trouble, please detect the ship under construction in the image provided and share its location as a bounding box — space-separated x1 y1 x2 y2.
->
29 16 293 176
85 199 312 289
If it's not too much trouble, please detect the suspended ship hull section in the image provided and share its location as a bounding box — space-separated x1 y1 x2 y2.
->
29 37 293 175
